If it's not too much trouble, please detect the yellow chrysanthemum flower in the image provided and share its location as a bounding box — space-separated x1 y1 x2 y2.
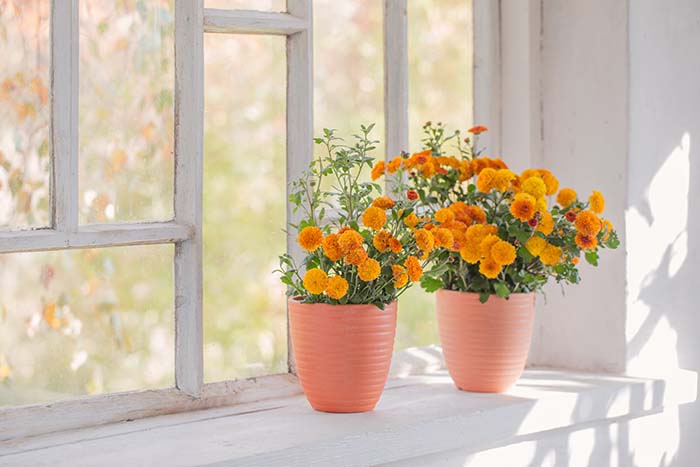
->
322 234 343 261
303 268 328 295
414 228 435 253
403 212 419 228
491 240 516 266
405 255 422 282
346 247 368 266
434 207 455 224
479 258 502 279
492 169 516 192
510 193 536 222
575 210 602 236
371 196 395 210
326 275 349 300
602 219 614 241
525 236 547 256
297 226 323 251
520 168 541 180
357 258 381 282
537 211 554 235
541 171 559 195
556 188 577 207
536 197 548 213
521 177 547 199
362 206 387 230
338 229 364 254
540 244 562 265
476 167 497 192
392 265 409 289
589 190 605 214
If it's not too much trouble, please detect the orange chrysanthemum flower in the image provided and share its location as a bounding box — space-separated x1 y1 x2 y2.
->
371 161 385 181
491 240 516 266
372 230 392 252
537 211 555 235
303 268 328 295
471 158 488 175
476 167 497 192
468 125 488 134
434 207 455 224
492 169 516 192
575 232 598 250
322 234 343 261
338 229 364 254
403 212 419 228
389 237 403 253
541 171 559 195
556 188 577 207
510 193 536 222
575 210 602 236
362 206 387 230
387 156 403 173
479 258 502 279
297 226 323 251
459 239 481 264
325 275 349 300
468 205 487 224
371 196 395 210
357 258 381 282
346 247 369 266
433 228 454 249
589 190 605 214
479 234 500 260
392 265 409 289
414 228 435 253
458 160 473 181
571 256 580 265
404 255 422 282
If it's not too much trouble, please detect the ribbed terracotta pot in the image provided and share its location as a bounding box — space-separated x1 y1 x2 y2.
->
289 299 397 413
436 290 535 393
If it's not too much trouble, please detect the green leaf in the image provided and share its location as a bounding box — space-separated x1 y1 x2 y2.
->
420 276 443 293
585 250 599 266
518 246 534 261
494 282 510 299
479 292 490 303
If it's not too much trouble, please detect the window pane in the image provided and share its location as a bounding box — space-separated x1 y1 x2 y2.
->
408 0 474 146
0 245 174 407
398 0 474 350
204 0 285 10
79 1 174 224
314 0 384 140
203 34 287 381
0 1 50 228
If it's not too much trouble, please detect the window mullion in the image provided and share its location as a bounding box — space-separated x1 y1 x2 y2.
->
383 0 409 193
174 0 205 397
285 0 313 375
50 0 79 232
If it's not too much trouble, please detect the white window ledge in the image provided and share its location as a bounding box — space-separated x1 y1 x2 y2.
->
0 347 696 467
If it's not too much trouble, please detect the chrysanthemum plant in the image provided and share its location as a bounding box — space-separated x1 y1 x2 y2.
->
373 122 620 303
277 125 429 308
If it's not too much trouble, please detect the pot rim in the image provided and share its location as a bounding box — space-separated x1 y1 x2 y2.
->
436 288 536 297
288 297 398 311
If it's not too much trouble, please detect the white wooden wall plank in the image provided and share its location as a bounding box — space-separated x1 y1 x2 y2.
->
0 222 191 254
383 0 409 159
473 0 502 156
174 0 204 397
285 0 313 375
50 0 79 231
204 9 308 35
383 0 409 197
0 374 300 442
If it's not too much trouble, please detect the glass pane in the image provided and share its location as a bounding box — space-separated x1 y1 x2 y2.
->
0 245 174 407
314 0 384 141
0 1 50 228
204 0 285 10
79 1 174 224
408 0 474 146
203 34 287 381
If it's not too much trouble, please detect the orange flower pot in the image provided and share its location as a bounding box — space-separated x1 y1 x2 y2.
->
289 299 397 412
436 289 535 393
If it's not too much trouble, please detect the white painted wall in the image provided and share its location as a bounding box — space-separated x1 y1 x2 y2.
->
496 0 700 464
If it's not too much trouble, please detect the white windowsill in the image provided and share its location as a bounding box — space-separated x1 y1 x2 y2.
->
0 347 696 467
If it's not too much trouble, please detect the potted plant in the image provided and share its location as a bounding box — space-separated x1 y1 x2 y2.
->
373 122 620 392
277 125 430 412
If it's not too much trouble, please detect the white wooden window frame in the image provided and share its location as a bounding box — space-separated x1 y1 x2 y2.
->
0 0 496 440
